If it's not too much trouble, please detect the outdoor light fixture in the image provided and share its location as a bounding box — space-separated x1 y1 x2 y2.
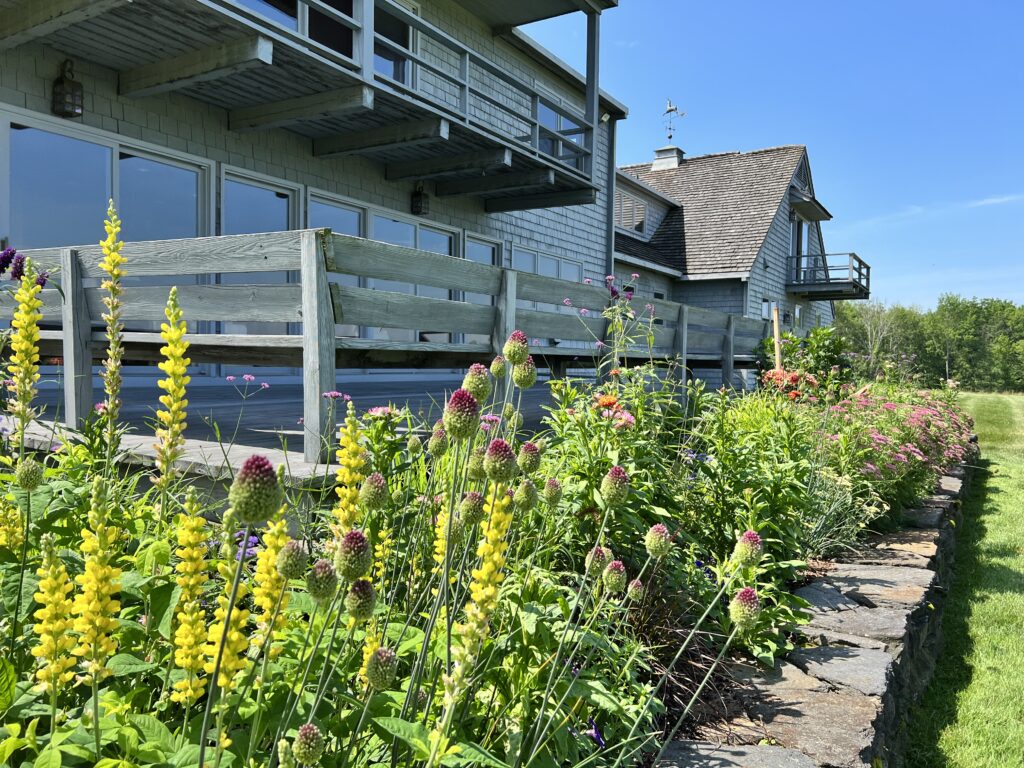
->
411 183 429 216
52 59 84 118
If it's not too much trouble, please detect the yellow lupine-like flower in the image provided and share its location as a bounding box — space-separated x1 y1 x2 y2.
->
31 535 77 697
98 200 125 428
171 494 210 704
332 401 366 533
0 499 22 552
72 479 122 684
204 560 250 691
358 624 381 688
153 286 190 492
6 264 42 447
252 508 290 657
373 526 393 593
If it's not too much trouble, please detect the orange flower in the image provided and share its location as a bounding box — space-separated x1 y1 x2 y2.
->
788 390 801 400
595 394 619 409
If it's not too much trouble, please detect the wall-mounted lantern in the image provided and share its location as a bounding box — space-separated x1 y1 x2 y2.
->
52 59 84 119
411 183 429 216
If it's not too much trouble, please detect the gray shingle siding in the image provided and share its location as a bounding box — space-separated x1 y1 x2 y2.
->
675 280 744 314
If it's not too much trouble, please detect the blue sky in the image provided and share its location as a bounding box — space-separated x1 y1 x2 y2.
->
524 1 1024 308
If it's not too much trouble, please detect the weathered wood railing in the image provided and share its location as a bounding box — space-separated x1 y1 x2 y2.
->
24 229 765 462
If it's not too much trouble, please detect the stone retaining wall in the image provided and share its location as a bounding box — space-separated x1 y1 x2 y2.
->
660 461 975 768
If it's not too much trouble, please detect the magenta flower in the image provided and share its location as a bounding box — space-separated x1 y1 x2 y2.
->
563 297 573 307
260 382 270 390
226 375 236 382
583 277 592 285
580 308 590 316
322 390 347 400
242 374 256 383
605 275 615 283
630 272 639 280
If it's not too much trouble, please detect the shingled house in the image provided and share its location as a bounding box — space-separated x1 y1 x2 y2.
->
611 143 869 384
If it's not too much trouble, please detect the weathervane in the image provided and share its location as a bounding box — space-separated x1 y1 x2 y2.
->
664 99 685 142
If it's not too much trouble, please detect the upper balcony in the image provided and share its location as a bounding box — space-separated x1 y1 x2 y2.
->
0 0 617 211
786 253 871 300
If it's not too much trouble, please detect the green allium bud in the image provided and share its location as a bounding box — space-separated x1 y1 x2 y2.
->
359 472 388 510
15 457 43 492
407 434 423 456
366 646 399 690
292 723 325 766
277 739 297 768
427 425 448 457
460 491 486 526
484 439 517 483
731 530 764 569
512 355 538 389
542 478 562 507
467 447 486 481
729 587 761 631
503 402 516 420
276 540 307 581
644 523 674 559
345 578 376 622
335 529 372 581
306 559 338 604
517 442 541 474
627 578 645 602
503 330 529 365
490 355 508 379
443 389 480 441
461 363 492 403
586 545 612 573
391 488 405 506
514 478 538 511
600 465 630 507
229 454 283 525
602 560 627 593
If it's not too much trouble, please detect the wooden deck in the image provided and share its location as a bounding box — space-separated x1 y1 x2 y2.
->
23 377 554 482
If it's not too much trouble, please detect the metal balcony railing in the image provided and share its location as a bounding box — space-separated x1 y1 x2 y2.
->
786 253 871 299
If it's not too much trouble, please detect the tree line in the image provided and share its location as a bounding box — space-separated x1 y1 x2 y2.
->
834 295 1024 391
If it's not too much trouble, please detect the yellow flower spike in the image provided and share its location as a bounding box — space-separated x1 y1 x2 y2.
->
72 478 122 685
0 499 23 552
373 526 393 594
358 624 381 689
332 401 366 533
6 262 43 448
98 200 125 436
204 560 250 691
170 492 210 705
153 286 190 494
31 534 77 698
252 507 290 658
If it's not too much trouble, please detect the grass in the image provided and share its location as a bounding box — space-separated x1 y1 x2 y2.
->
906 392 1024 767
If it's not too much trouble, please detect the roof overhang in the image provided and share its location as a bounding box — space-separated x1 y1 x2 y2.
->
613 251 683 278
789 190 833 221
454 0 617 29
616 170 681 206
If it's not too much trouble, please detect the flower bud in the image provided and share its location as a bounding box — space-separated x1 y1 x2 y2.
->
345 579 377 622
542 478 563 507
731 530 764 568
15 457 43 492
359 472 388 510
467 447 486 481
503 330 529 365
443 389 480 441
277 739 297 768
292 723 325 766
306 559 338 604
490 355 508 379
427 425 448 457
461 363 492 403
602 560 627 593
335 529 372 581
365 646 399 690
484 439 517 483
627 578 645 602
729 586 761 631
600 465 630 507
229 455 283 525
586 545 612 573
644 523 674 559
512 356 537 389
459 492 486 526
517 442 541 474
406 434 423 456
276 540 307 581
514 478 538 511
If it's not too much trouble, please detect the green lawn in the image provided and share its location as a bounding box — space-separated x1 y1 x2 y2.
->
906 392 1024 767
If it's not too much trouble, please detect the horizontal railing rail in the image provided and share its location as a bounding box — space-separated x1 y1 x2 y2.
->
18 229 764 462
787 253 870 292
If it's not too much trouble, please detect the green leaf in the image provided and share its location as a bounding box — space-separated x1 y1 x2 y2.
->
33 746 61 768
374 717 431 760
0 657 15 713
169 745 202 767
441 742 511 768
0 736 29 765
106 653 157 678
150 583 181 641
128 715 174 751
136 540 171 575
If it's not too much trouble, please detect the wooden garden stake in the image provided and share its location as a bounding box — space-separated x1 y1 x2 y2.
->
772 304 783 371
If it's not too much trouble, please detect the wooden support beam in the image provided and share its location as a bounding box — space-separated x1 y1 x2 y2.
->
385 149 511 181
0 0 129 51
119 35 273 98
490 270 517 357
435 169 554 197
228 85 373 132
313 118 449 157
484 187 597 213
60 248 93 427
300 230 336 464
722 314 735 388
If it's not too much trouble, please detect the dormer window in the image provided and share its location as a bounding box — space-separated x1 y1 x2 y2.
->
615 190 647 235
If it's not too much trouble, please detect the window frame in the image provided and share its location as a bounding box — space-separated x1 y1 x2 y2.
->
614 189 648 238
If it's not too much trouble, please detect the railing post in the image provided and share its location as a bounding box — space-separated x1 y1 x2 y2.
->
529 94 540 150
674 303 689 411
301 230 336 464
491 269 517 357
60 248 92 427
722 314 735 390
357 0 374 81
458 51 469 115
583 10 599 178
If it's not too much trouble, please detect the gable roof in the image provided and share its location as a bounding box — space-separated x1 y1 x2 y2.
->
617 144 807 276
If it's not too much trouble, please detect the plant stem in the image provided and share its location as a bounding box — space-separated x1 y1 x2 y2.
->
8 490 31 667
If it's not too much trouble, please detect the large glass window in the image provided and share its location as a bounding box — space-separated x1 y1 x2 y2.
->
236 0 298 29
9 125 112 249
375 8 412 83
464 238 498 345
119 153 199 241
310 0 355 58
512 246 583 348
309 197 362 337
